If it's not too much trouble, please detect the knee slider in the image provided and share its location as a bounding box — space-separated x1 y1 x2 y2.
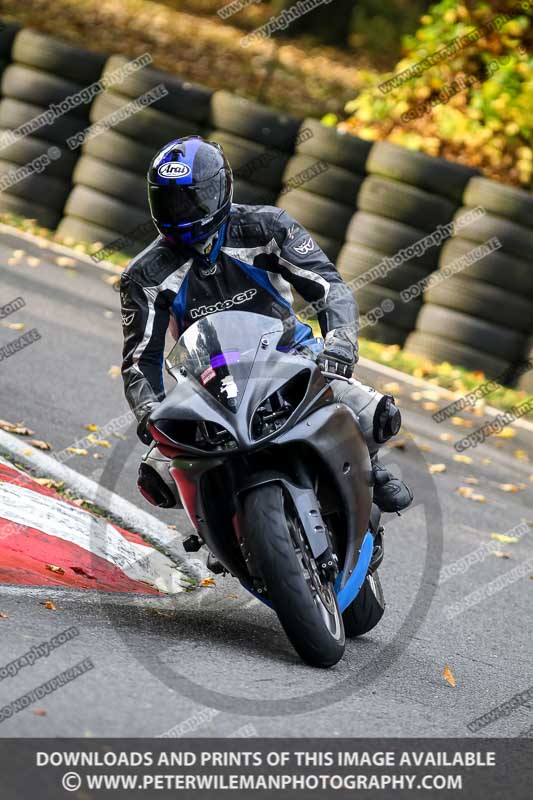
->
373 395 401 444
137 462 177 508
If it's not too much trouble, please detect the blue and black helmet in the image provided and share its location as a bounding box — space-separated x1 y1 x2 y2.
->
147 136 233 244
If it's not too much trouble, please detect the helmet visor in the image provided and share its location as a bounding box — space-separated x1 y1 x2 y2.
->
150 167 232 227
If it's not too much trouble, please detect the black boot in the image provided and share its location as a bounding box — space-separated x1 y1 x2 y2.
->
372 461 413 513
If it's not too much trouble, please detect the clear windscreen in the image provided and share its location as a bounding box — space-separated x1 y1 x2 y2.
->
166 311 285 412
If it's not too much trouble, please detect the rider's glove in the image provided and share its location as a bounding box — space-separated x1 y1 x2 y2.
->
136 403 159 445
317 327 358 379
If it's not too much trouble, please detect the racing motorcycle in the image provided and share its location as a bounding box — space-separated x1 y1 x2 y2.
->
147 310 385 668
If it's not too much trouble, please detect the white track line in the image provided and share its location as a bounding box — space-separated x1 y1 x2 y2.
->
0 430 205 582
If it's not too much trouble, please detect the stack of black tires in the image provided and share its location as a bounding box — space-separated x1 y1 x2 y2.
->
336 142 477 345
405 177 533 381
277 118 370 262
208 89 300 209
0 28 105 230
57 54 212 254
0 22 19 82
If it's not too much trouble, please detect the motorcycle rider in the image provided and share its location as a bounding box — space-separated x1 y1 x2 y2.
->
120 136 412 518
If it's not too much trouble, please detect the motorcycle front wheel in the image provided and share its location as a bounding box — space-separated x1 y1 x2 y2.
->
243 483 345 668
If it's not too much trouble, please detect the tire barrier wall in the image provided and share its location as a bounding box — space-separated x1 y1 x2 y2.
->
0 28 106 229
404 179 533 382
0 23 531 385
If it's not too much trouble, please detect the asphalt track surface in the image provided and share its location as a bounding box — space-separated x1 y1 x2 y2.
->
0 229 531 737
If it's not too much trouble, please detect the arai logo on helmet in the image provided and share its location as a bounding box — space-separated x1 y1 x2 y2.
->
157 162 191 179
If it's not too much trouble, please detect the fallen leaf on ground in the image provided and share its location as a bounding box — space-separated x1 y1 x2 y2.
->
514 450 529 462
42 601 56 610
466 476 479 485
55 256 76 268
22 449 34 456
12 249 25 258
383 381 402 394
46 564 65 575
388 439 407 450
443 666 456 687
167 524 177 529
112 432 127 440
93 453 103 460
423 401 439 411
26 257 41 268
66 447 88 456
495 427 516 439
87 434 111 448
439 433 454 442
491 551 511 559
451 417 474 427
410 391 423 401
70 566 96 580
429 463 447 474
105 274 121 287
0 420 34 435
225 594 239 599
34 478 64 489
6 322 25 330
108 365 121 379
30 439 52 451
498 483 523 493
453 454 473 464
32 709 47 716
0 613 8 619
199 578 216 587
481 458 492 465
490 533 519 544
419 444 432 452
84 423 99 432
457 487 486 502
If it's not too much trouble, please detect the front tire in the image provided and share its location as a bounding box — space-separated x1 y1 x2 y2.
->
243 484 345 668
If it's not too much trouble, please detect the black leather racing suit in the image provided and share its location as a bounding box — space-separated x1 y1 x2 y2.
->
120 204 358 424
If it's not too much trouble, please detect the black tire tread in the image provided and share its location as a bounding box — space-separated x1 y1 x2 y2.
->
296 118 372 173
277 188 352 240
243 484 345 668
345 211 440 268
367 141 478 202
425 274 533 334
282 154 363 206
102 54 212 122
209 90 300 150
404 331 510 377
464 177 533 229
359 175 457 232
12 28 106 83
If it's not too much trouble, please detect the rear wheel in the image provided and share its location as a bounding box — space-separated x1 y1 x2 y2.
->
243 484 345 668
342 571 385 637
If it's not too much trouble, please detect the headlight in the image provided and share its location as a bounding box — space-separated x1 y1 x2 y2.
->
251 370 310 440
153 419 237 453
